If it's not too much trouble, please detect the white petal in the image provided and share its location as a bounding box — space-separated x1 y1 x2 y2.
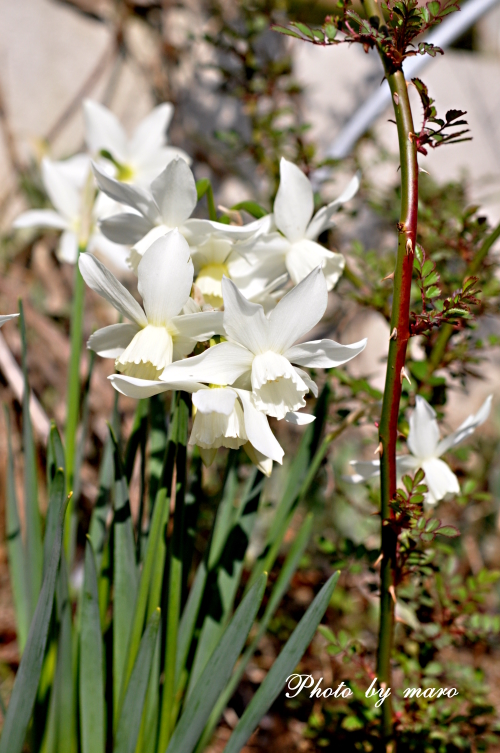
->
92 163 159 223
267 267 327 353
185 214 273 244
190 394 246 450
285 338 367 368
274 158 314 243
160 341 253 385
88 322 140 357
436 394 493 456
79 252 147 327
13 209 69 230
294 366 318 397
129 103 174 159
0 313 19 327
407 396 440 460
137 230 193 326
83 99 127 161
116 325 173 379
56 230 79 264
99 213 154 244
286 238 344 289
171 311 225 341
422 457 460 504
136 147 192 185
285 411 316 425
347 459 380 484
150 158 197 227
221 277 269 354
192 387 238 415
129 225 171 271
251 351 308 419
199 447 217 466
109 373 206 399
236 389 284 464
306 172 360 239
243 443 273 476
42 158 81 220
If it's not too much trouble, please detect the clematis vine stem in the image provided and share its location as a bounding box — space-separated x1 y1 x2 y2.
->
361 0 419 743
64 248 86 554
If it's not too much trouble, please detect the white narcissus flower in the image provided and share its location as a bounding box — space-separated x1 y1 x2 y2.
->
158 267 367 420
237 157 359 291
109 376 284 476
79 230 224 380
13 155 127 267
349 394 493 505
83 99 191 187
94 159 268 272
0 313 19 327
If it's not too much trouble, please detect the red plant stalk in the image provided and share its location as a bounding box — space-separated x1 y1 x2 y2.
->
361 0 419 743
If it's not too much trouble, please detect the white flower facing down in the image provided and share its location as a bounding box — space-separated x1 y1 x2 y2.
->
83 99 191 187
79 230 224 379
349 394 493 505
237 157 360 291
0 313 19 327
109 375 285 475
94 158 269 273
158 266 367 420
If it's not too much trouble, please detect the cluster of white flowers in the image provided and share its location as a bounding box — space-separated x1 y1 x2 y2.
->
13 100 365 474
12 99 491 491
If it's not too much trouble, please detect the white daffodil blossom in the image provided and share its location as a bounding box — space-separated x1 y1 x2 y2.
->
236 157 360 291
349 394 493 505
13 155 127 267
94 158 270 272
108 375 284 476
79 230 224 380
189 233 286 310
0 313 19 327
157 267 367 420
83 99 191 187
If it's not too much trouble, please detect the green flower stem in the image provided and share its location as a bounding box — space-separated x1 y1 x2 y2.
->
64 249 86 554
362 0 419 743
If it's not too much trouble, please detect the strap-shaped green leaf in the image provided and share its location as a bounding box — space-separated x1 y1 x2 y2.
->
195 514 314 752
110 428 138 724
165 573 267 753
223 571 340 753
19 301 43 616
4 406 29 653
113 609 161 753
119 487 169 711
0 491 70 753
43 468 65 580
80 539 105 753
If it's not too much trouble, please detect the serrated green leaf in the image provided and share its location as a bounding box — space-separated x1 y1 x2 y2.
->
421 260 434 277
437 525 460 538
426 285 441 299
423 271 440 287
224 572 340 753
0 492 69 753
113 609 161 753
80 540 105 753
166 575 267 753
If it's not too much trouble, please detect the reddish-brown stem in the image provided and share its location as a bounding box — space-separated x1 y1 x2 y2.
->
361 0 419 745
